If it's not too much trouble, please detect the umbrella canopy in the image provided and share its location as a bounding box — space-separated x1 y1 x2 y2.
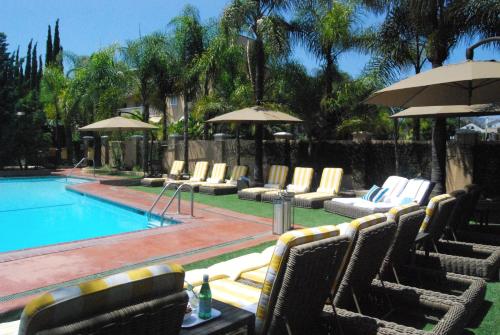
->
391 104 500 118
78 116 158 132
366 61 500 107
206 106 302 124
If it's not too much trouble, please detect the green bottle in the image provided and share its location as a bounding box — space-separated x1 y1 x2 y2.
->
198 274 212 319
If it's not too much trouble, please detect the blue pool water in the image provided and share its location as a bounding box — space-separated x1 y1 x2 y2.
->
0 177 166 253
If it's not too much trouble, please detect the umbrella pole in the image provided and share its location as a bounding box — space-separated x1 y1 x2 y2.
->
394 118 399 175
236 125 241 166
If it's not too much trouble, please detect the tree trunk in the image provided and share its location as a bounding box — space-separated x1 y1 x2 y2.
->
94 135 102 168
412 119 421 141
54 107 61 167
64 119 73 163
183 92 189 174
142 103 150 174
162 100 168 141
430 60 447 194
253 38 265 183
325 52 333 97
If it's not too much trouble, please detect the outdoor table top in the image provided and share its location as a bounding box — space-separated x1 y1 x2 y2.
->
180 299 255 335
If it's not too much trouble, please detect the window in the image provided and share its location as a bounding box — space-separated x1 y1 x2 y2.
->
169 96 178 107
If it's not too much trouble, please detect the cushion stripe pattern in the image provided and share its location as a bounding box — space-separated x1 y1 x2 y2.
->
204 279 260 311
419 194 452 232
317 168 344 194
255 225 340 333
386 203 420 223
210 163 227 181
170 160 184 175
20 263 184 335
229 165 248 181
191 161 209 181
267 165 289 188
290 167 314 191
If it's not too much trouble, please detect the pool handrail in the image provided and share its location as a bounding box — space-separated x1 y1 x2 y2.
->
66 157 87 182
147 182 176 219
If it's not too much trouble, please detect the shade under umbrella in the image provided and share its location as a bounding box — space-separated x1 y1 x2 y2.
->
78 116 158 132
206 106 303 124
366 61 500 108
391 104 500 118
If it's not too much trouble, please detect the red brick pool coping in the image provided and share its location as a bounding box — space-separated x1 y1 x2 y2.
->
0 179 278 316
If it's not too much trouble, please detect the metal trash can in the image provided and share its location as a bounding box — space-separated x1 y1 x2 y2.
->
273 191 294 235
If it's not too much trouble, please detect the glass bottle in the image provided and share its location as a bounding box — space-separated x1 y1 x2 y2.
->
198 274 212 319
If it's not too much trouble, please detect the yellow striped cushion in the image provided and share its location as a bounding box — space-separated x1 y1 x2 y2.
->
317 168 343 194
255 225 340 333
386 203 420 223
240 187 274 194
210 163 227 181
170 160 184 175
240 266 268 285
267 165 289 188
290 167 314 191
294 192 333 200
229 165 248 181
201 278 261 311
419 194 452 232
191 161 209 181
20 263 184 334
184 269 228 287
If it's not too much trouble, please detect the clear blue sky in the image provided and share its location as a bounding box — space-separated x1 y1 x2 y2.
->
1 0 498 78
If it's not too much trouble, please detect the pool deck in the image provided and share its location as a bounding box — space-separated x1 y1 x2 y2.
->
0 174 277 317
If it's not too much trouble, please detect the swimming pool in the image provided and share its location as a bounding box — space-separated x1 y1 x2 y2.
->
0 177 173 253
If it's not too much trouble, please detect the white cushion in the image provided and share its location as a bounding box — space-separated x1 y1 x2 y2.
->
414 180 432 205
381 176 408 201
264 183 280 189
331 197 358 205
225 179 237 186
317 187 334 194
207 177 223 184
190 177 202 182
286 184 308 193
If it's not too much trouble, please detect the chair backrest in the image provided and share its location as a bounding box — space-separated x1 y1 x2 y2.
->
446 190 467 232
382 176 408 199
19 263 186 335
420 196 457 244
170 160 184 175
419 194 454 235
266 165 289 188
190 161 209 181
209 163 227 182
331 214 388 298
317 168 344 194
288 167 314 192
462 184 482 228
379 205 426 279
266 235 351 335
229 165 248 181
333 219 397 311
254 225 341 335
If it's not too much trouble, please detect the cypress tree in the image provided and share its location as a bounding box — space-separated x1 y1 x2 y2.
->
53 19 61 65
31 43 38 89
46 25 52 66
38 55 43 85
25 40 32 87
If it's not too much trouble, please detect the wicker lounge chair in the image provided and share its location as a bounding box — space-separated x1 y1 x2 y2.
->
325 176 435 218
292 168 344 209
325 213 468 335
141 160 184 186
261 167 314 203
373 204 486 323
166 161 211 191
198 165 248 195
238 165 289 201
193 226 350 335
15 262 187 335
414 195 500 280
445 185 500 247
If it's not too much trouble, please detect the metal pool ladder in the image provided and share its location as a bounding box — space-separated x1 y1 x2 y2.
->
66 157 87 182
147 183 194 226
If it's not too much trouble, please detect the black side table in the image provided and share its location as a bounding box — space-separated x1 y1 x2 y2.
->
180 300 255 335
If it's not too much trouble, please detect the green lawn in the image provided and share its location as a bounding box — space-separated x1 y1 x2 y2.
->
129 185 499 335
129 186 349 227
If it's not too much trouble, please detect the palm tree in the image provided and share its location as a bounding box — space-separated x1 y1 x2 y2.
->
221 0 292 182
170 5 205 174
122 34 166 173
365 2 427 140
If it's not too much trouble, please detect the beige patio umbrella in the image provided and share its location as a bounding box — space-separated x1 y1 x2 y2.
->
207 106 302 181
366 61 500 107
391 104 500 118
78 116 158 131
